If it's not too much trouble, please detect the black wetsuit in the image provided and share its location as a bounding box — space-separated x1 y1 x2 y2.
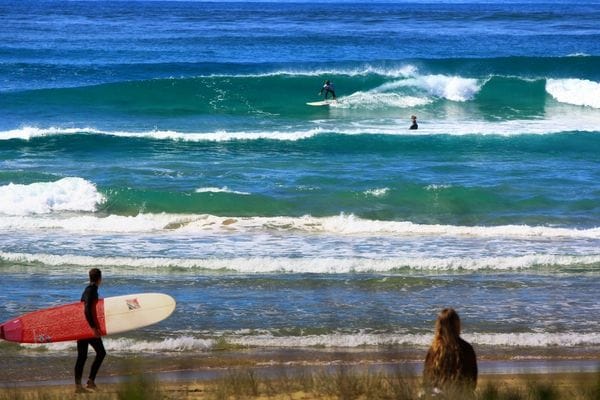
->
410 121 418 130
320 83 336 100
74 283 106 385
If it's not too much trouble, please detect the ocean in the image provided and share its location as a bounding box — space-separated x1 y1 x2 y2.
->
1 0 599 366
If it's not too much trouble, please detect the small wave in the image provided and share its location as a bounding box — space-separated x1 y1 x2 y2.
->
0 177 105 216
21 331 600 353
1 213 599 238
546 78 600 108
0 126 97 141
195 187 250 195
203 64 420 79
2 117 600 144
2 252 600 273
0 126 325 142
233 332 600 349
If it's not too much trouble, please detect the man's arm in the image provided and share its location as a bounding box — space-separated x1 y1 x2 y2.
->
82 286 100 336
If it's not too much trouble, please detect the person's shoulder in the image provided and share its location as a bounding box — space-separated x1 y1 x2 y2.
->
459 338 476 356
82 283 99 296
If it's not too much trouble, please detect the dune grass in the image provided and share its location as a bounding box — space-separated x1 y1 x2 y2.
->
1 368 599 400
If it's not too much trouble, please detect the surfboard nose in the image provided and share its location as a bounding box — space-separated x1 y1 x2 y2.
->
0 319 23 342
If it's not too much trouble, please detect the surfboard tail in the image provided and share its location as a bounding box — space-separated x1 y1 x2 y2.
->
0 323 4 340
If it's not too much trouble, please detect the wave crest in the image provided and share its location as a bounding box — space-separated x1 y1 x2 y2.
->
2 252 600 273
21 331 600 353
0 177 105 215
546 78 600 108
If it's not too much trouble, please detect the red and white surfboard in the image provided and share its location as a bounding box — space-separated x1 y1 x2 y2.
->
0 293 175 344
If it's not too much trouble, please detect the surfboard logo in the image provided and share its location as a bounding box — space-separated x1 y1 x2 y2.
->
126 298 141 310
36 334 52 343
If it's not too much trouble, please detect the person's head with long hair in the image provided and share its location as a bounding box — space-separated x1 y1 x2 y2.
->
425 308 462 386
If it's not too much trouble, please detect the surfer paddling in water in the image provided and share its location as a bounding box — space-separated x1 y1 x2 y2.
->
74 268 106 393
319 80 337 100
410 115 418 130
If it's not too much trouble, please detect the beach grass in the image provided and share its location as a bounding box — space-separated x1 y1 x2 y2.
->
1 368 599 400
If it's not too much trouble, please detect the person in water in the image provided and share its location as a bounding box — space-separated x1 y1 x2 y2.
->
319 80 336 100
410 115 418 130
74 268 106 393
423 308 478 397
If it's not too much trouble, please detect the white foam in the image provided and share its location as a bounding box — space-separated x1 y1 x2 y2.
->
1 213 600 238
425 184 452 191
334 92 431 109
383 74 482 102
20 331 600 353
233 332 600 349
22 336 215 353
363 188 389 197
0 126 326 142
0 177 105 215
2 251 600 273
2 111 600 145
195 186 250 195
546 78 600 108
0 126 93 140
206 64 420 79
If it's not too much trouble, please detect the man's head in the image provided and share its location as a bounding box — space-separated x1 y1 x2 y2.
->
89 268 102 285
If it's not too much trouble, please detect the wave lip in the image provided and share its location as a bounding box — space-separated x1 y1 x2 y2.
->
0 177 105 215
379 74 482 102
546 78 600 108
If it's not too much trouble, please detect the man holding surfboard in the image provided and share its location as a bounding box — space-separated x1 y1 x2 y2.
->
74 268 106 393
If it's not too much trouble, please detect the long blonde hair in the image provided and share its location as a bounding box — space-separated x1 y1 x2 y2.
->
425 308 462 386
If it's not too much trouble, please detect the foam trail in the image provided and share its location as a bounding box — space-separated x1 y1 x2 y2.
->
546 78 600 108
334 92 431 109
0 177 105 215
2 252 600 273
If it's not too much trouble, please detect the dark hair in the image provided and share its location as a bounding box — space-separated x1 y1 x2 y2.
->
89 268 102 284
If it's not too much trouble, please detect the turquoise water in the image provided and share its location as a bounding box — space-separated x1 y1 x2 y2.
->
1 1 600 356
